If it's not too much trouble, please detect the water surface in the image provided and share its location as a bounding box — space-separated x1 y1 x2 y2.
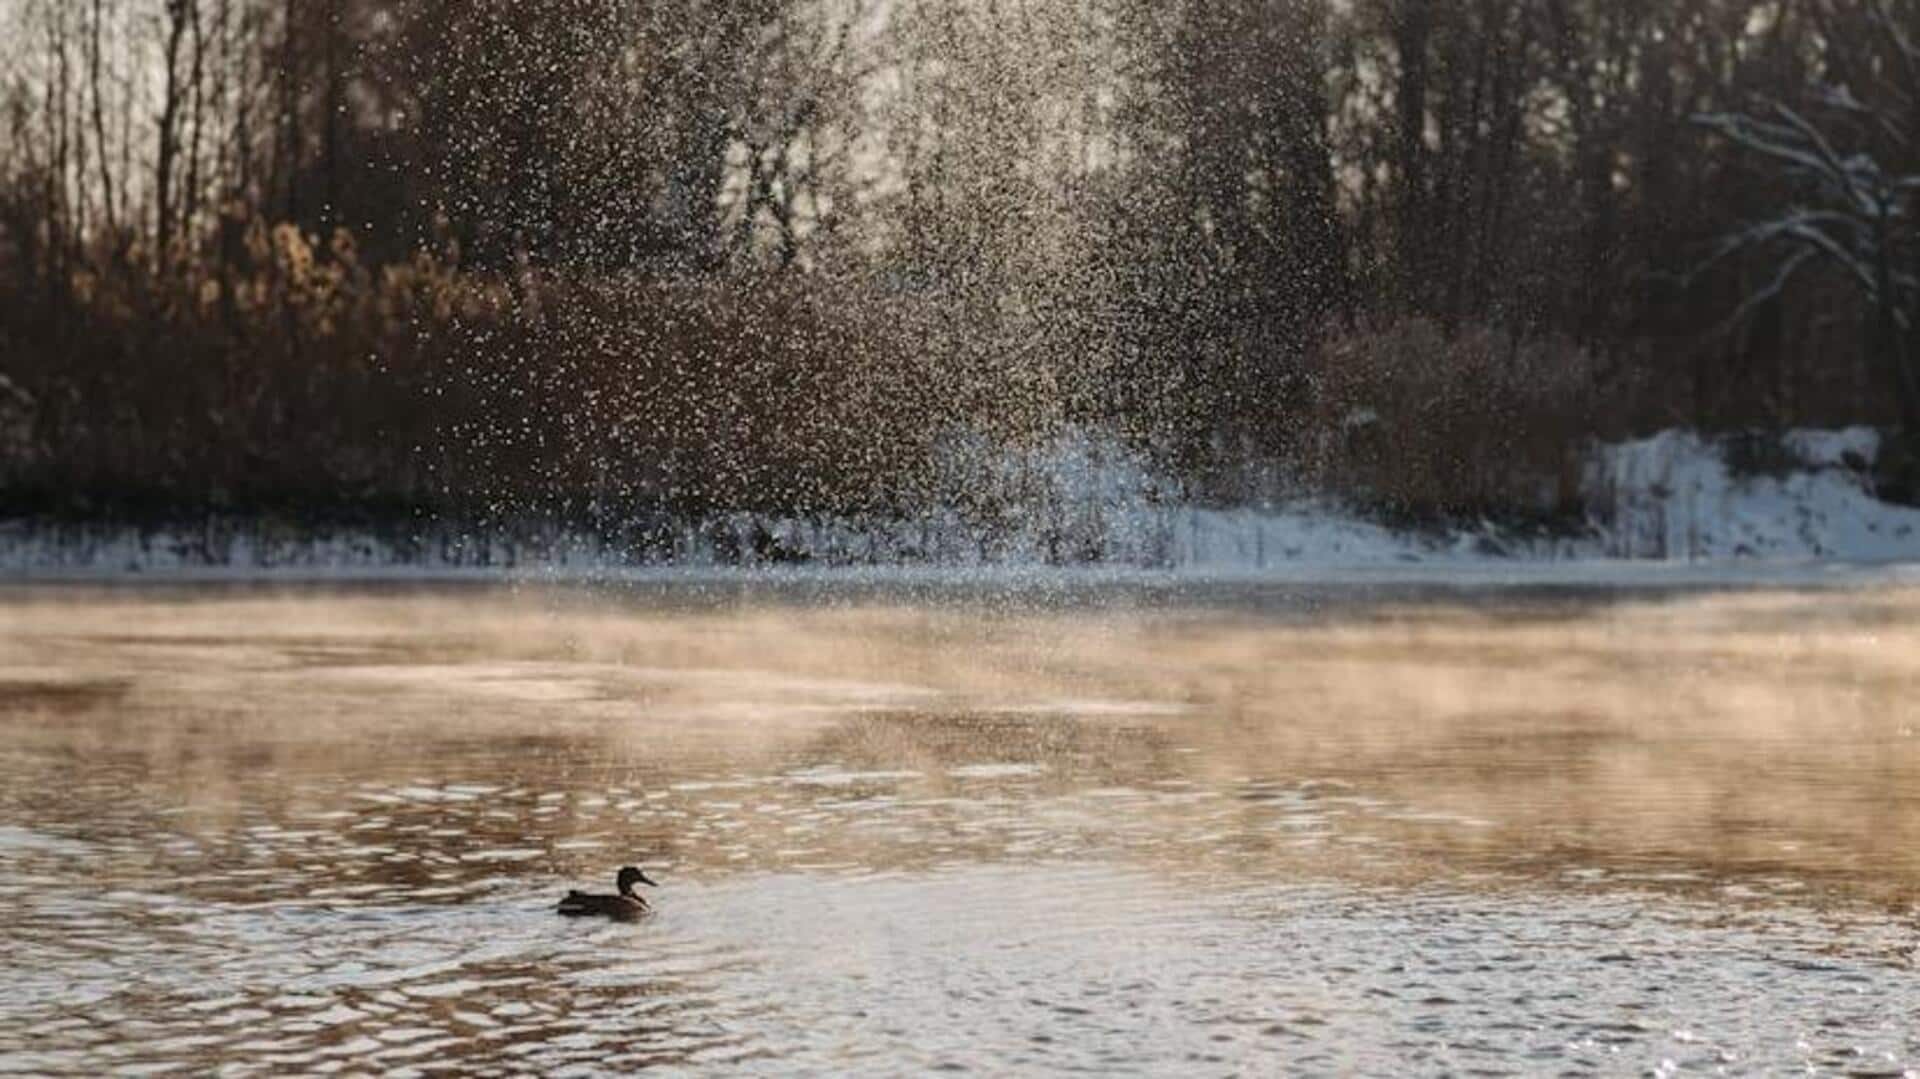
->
2 582 1917 1074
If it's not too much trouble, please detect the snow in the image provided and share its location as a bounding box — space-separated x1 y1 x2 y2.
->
1587 427 1918 561
3 427 1917 582
1781 427 1879 469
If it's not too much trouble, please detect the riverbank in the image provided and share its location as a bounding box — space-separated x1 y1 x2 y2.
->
4 427 1916 580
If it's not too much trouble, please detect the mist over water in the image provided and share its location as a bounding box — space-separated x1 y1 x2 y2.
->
5 0 1920 1072
2 584 1917 1074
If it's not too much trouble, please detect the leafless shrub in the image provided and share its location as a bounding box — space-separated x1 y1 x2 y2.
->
1301 318 1598 525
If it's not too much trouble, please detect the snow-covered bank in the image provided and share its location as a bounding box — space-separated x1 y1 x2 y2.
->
1588 427 1917 560
3 427 1917 581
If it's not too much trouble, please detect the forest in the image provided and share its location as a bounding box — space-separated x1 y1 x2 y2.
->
1 0 1916 534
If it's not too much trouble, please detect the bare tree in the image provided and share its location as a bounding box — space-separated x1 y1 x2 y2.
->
155 0 193 260
1693 2 1920 437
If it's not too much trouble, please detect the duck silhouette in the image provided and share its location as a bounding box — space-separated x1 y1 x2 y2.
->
556 866 657 920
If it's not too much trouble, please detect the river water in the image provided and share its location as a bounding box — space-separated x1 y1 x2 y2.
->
1 581 1916 1075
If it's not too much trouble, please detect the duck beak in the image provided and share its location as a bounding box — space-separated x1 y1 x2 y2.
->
637 871 659 887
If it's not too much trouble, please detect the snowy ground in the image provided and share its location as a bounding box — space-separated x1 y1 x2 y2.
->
3 427 1917 581
1584 427 1917 560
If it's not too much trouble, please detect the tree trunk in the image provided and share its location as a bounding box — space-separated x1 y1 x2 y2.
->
88 0 119 241
156 0 190 262
1392 0 1433 313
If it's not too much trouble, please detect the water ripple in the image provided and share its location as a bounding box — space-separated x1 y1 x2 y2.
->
5 586 1920 1074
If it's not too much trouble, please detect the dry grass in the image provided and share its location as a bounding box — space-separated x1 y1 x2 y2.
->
3 219 972 522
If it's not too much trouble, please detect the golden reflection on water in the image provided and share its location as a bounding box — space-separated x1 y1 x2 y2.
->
2 582 1919 1074
2 583 1916 904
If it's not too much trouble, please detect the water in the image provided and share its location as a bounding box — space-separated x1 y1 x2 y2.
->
2 582 1917 1075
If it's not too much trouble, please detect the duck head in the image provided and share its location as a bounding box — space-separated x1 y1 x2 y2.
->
616 866 658 895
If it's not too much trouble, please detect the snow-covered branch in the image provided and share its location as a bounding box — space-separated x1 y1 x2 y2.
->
1692 51 1920 426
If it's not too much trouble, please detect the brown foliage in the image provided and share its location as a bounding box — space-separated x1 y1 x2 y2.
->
1302 319 1598 524
1 216 950 521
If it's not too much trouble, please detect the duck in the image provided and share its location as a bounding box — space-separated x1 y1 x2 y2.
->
556 865 658 920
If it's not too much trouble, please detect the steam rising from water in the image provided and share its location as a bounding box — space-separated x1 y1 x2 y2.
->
2 584 1918 1072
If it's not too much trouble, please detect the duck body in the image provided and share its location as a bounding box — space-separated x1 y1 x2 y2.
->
557 865 658 921
556 889 649 920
